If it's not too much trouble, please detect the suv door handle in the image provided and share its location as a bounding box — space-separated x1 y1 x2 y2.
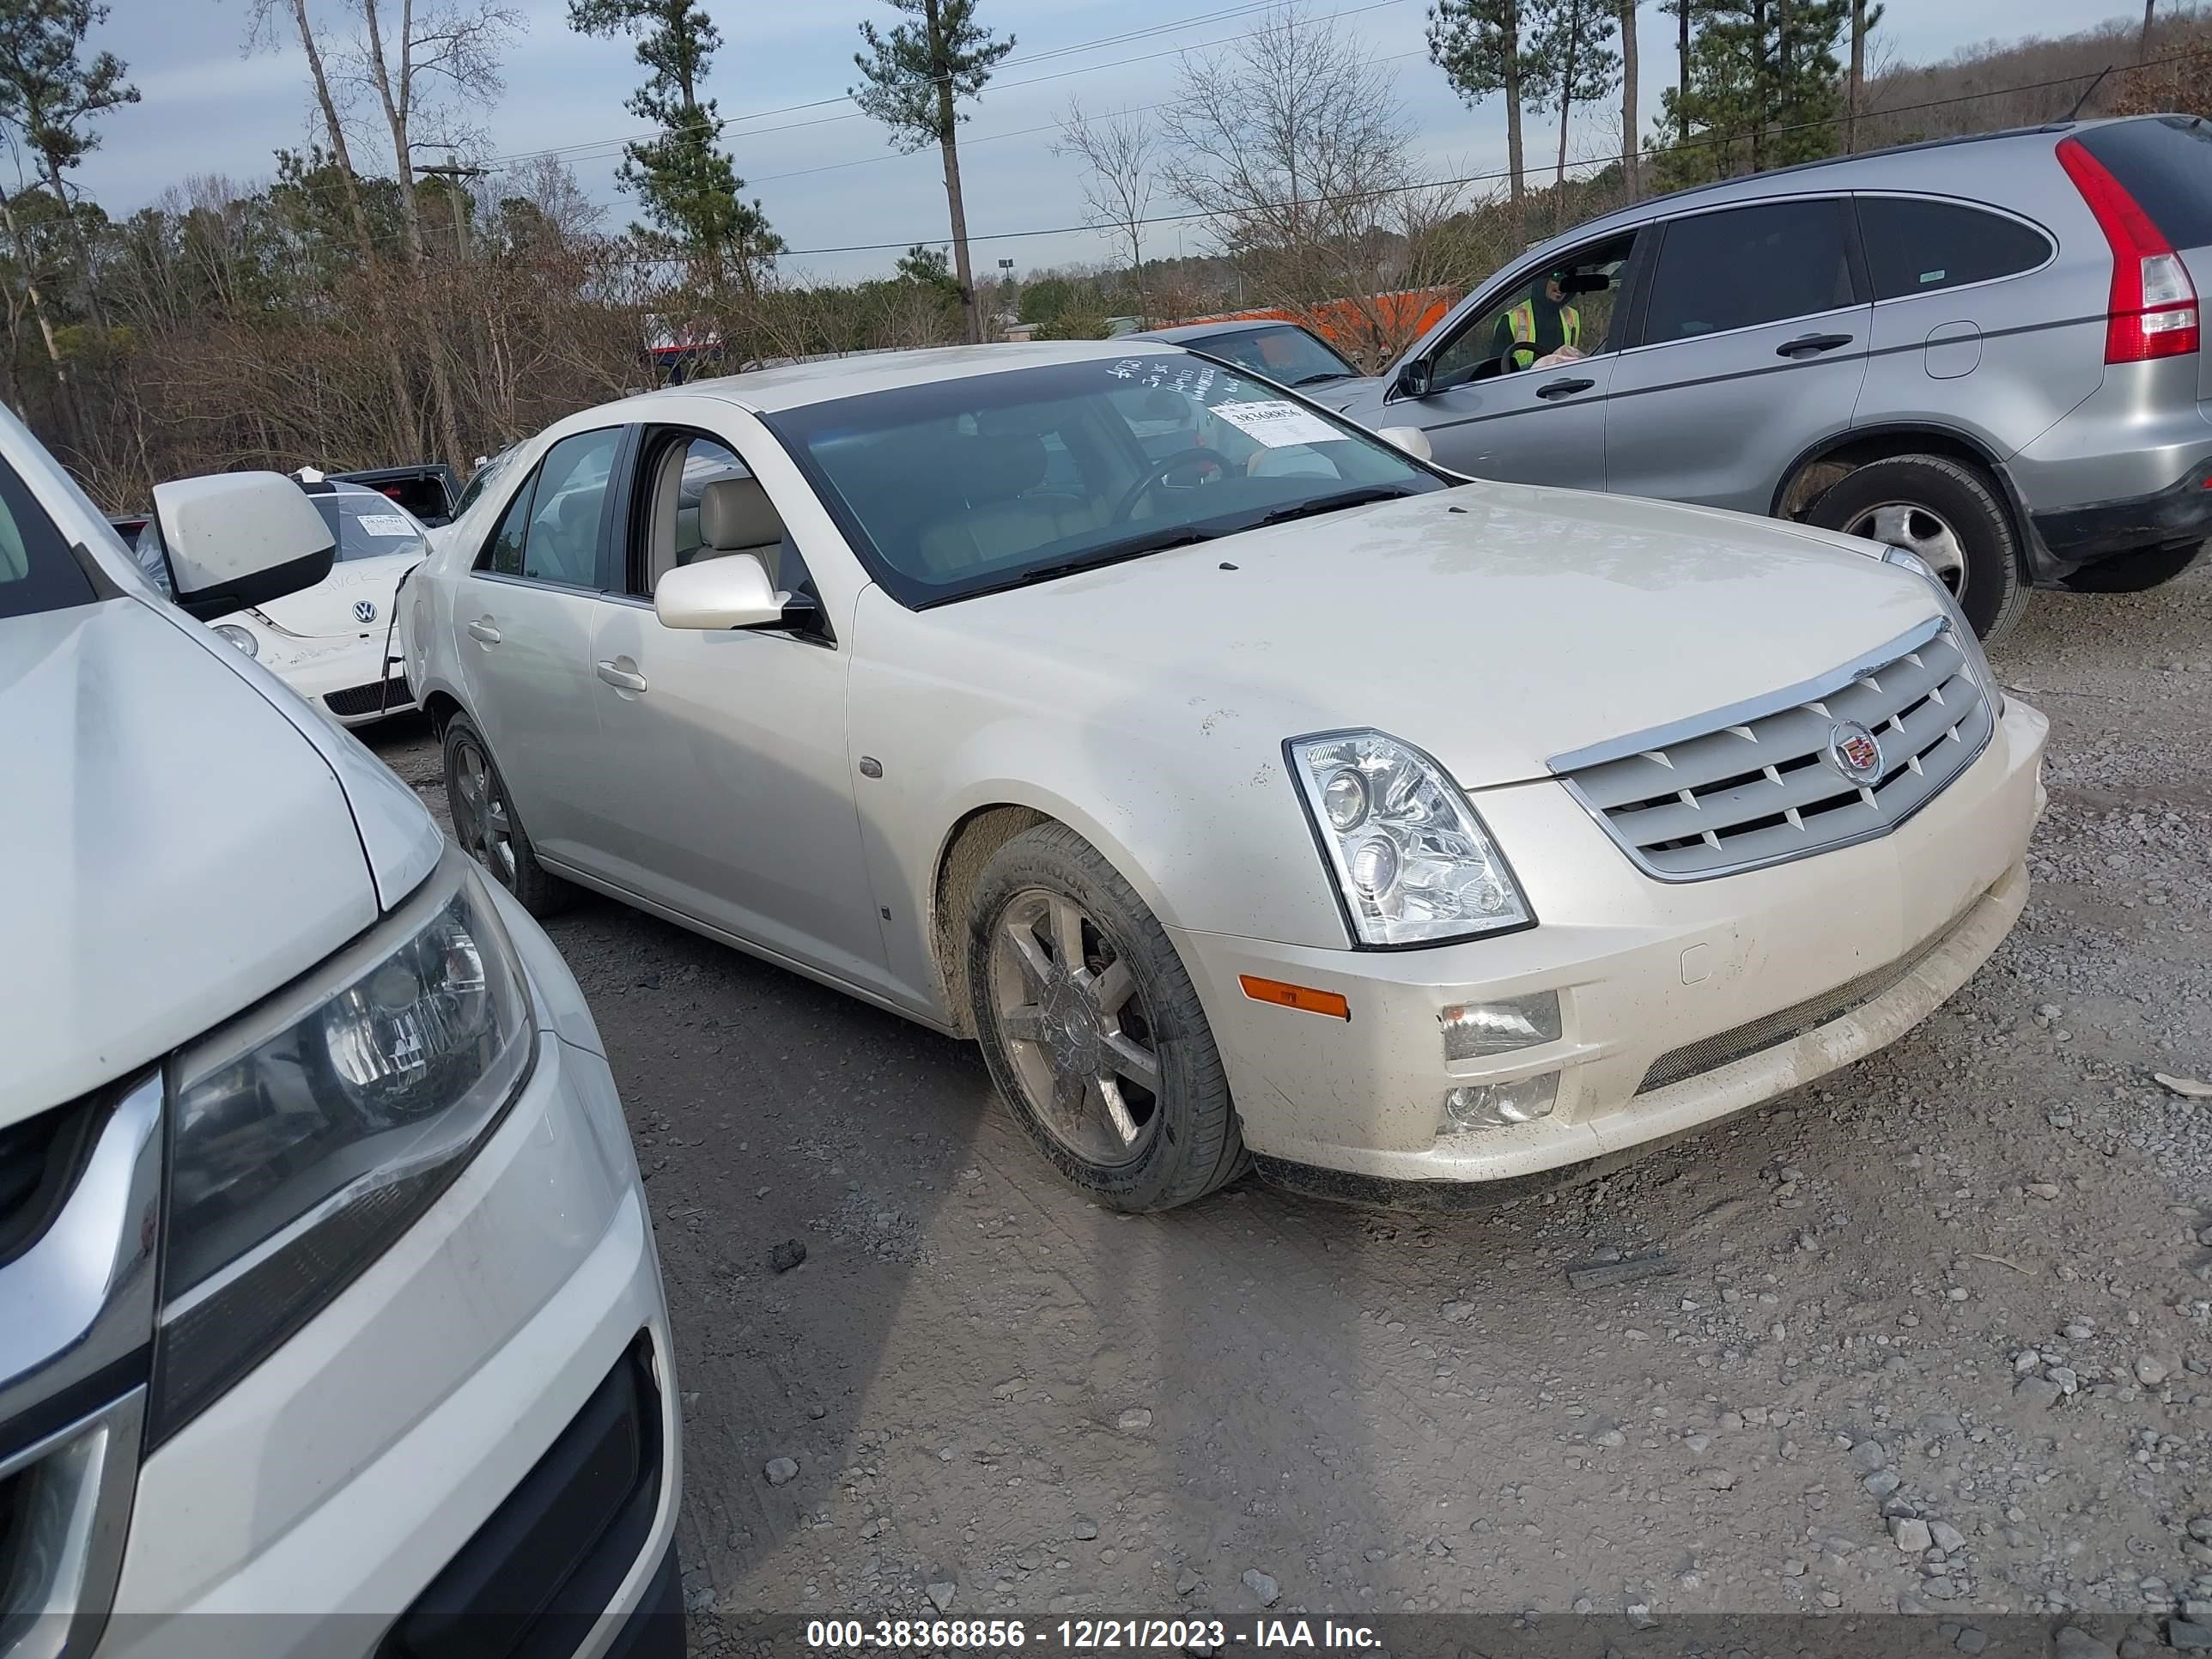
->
466 618 501 645
1777 332 1853 357
596 659 647 694
1535 376 1596 399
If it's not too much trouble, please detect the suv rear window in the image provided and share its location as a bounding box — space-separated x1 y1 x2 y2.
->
2072 116 2212 249
1856 198 2052 299
0 454 92 621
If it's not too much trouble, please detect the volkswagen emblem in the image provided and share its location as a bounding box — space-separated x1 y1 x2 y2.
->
352 599 378 624
1826 720 1884 783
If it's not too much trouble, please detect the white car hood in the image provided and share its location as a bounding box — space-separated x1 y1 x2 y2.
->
934 481 1943 788
249 550 416 639
0 597 431 1127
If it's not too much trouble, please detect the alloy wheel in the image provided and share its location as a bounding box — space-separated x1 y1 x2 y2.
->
451 736 518 888
987 889 1164 1167
1844 500 1969 602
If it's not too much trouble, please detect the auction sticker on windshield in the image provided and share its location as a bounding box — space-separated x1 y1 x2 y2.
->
1209 400 1344 448
356 514 416 538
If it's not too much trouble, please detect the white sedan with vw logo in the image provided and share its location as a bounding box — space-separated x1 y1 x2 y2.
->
151 479 427 726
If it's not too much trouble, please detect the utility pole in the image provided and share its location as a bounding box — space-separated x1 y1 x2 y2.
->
416 158 486 260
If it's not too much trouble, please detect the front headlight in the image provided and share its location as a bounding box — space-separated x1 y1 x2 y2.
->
153 851 533 1443
1881 545 2004 715
1288 730 1534 947
210 621 258 658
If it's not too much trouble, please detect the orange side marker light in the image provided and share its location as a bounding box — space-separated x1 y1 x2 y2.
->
1238 975 1352 1021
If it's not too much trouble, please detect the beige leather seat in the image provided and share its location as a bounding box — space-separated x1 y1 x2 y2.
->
688 476 786 587
916 434 1095 579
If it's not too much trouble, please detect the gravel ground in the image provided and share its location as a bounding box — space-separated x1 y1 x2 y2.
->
366 561 2212 1654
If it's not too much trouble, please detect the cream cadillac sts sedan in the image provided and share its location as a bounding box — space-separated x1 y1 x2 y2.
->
403 341 2047 1211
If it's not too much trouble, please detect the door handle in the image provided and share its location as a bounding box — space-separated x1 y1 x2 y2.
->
466 618 501 645
1777 332 1853 357
595 659 647 693
1535 376 1596 399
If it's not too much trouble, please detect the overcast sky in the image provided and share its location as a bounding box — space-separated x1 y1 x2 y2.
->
76 0 2123 283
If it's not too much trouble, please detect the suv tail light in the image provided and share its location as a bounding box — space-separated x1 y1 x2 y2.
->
2058 134 2200 362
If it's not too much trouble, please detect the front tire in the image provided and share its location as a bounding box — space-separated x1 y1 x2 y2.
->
968 823 1248 1212
442 713 575 918
1808 454 2030 641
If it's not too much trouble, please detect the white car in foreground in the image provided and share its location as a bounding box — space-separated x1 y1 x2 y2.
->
404 340 2048 1212
2 413 679 1651
139 479 425 726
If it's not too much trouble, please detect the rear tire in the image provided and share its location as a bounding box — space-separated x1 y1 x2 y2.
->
1808 454 2030 642
442 713 575 918
968 823 1248 1212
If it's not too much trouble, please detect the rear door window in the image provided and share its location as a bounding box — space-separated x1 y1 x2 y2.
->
474 428 621 588
2072 116 2212 248
1856 198 2053 299
1640 198 1862 344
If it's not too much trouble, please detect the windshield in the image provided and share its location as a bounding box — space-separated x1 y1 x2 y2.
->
766 356 1441 606
312 490 429 563
1197 324 1362 386
454 446 518 519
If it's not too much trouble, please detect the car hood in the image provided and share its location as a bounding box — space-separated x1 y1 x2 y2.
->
1307 375 1388 415
247 550 418 639
0 598 411 1127
934 481 1942 788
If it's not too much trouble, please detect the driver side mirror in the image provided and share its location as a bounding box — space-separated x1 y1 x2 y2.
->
151 471 336 622
1391 358 1433 401
654 552 787 631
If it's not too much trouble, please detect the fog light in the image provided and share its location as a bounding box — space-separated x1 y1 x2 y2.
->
1442 1073 1558 1132
1440 991 1561 1060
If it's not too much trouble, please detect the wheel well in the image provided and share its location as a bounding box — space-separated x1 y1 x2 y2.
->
1774 429 2008 522
932 805 1049 1038
421 690 463 734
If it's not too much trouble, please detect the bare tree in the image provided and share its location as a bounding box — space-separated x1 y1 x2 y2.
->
1054 100 1157 326
1618 0 1639 198
339 0 520 465
1161 6 1467 368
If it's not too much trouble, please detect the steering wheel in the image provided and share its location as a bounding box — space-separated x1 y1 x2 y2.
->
1109 447 1231 524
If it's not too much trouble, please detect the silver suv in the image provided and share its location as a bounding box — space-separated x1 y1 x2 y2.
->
1323 114 2212 638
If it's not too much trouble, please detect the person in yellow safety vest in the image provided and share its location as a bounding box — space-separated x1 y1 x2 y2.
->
1489 271 1581 372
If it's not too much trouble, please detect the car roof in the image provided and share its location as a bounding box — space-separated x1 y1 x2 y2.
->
1528 116 2146 261
659 339 1187 415
1130 320 1298 344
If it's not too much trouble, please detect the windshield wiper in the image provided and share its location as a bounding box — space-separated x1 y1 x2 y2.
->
1239 484 1419 531
983 526 1222 593
1293 370 1357 386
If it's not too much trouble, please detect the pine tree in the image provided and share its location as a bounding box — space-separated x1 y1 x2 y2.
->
1648 0 1849 185
1428 0 1547 245
568 0 781 296
850 0 1014 345
1527 0 1620 225
0 0 137 336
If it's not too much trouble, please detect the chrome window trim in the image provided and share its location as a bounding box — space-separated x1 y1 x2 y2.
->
1548 614 1948 774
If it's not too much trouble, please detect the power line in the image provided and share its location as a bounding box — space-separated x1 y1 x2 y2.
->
595 47 2208 265
484 0 1413 170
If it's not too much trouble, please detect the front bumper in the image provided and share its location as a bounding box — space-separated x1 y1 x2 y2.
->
1172 697 2048 1187
36 895 678 1658
259 630 417 727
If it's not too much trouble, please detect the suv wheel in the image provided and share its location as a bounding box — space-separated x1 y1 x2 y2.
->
442 714 575 917
968 823 1249 1212
1808 454 2029 642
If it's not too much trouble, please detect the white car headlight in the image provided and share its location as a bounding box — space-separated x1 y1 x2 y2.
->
210 622 258 658
1881 545 2004 715
1289 730 1533 947
155 851 533 1443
